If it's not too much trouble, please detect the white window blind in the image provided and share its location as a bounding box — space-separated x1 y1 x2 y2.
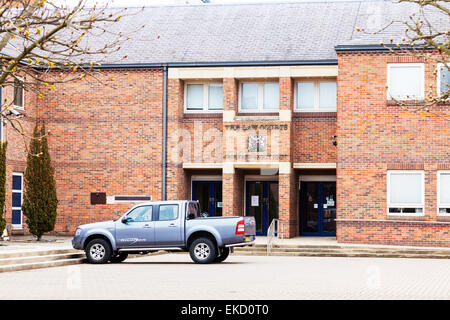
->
388 64 424 100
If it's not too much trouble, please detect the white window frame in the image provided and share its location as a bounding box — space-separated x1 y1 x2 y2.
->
12 172 23 229
437 62 449 98
184 82 223 113
13 77 25 110
387 170 425 216
294 79 337 112
238 81 279 113
387 63 425 101
437 171 450 216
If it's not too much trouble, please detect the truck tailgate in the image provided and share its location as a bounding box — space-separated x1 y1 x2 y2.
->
243 216 256 236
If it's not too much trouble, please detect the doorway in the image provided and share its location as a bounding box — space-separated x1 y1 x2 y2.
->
245 181 279 236
192 181 222 216
300 181 336 236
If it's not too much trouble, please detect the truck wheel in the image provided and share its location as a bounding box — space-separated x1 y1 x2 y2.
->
214 247 230 263
85 238 112 264
189 237 217 264
110 252 128 263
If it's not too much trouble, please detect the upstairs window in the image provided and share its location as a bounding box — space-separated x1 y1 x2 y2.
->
296 80 336 112
387 63 424 100
240 82 279 112
387 171 424 216
13 78 24 109
437 63 449 98
185 83 223 112
438 172 450 215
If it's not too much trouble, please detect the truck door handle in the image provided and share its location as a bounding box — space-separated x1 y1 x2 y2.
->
168 223 177 228
143 224 152 228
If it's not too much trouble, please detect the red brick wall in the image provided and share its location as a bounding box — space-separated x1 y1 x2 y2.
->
31 68 165 234
336 51 450 247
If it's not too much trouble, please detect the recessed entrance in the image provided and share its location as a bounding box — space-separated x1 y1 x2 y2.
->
192 181 222 216
246 181 279 236
300 181 336 236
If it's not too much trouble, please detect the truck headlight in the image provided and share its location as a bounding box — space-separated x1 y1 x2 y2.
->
75 228 82 237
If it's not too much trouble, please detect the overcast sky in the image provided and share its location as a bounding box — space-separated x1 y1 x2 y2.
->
55 0 364 6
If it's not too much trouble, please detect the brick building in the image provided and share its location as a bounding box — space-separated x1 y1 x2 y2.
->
3 1 450 247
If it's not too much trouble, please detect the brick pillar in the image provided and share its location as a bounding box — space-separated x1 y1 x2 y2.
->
278 169 298 238
222 168 243 216
277 76 296 238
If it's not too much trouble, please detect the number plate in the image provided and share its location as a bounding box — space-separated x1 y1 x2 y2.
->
245 236 250 242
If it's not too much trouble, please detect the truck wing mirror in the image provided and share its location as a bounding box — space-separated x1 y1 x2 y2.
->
121 216 129 224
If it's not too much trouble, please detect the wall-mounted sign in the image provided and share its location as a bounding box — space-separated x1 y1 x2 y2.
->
248 134 266 152
251 196 259 207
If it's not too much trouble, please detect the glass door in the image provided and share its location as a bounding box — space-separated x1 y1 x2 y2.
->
300 181 336 236
192 181 222 216
246 181 279 236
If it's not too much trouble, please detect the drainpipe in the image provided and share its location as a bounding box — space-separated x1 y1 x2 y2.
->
162 65 168 201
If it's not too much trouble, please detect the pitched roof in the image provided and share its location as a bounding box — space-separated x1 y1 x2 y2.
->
4 0 449 66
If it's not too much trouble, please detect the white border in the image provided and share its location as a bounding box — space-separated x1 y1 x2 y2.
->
387 170 425 216
238 81 279 113
386 63 425 101
184 81 223 113
294 79 337 112
437 171 450 216
11 172 23 229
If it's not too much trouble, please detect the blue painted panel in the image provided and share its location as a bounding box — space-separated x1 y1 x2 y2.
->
12 209 21 225
12 192 22 207
12 175 22 190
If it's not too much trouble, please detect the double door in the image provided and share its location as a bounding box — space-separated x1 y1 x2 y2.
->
300 182 336 236
246 181 279 236
192 181 222 217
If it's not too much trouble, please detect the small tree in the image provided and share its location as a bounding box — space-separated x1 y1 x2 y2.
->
0 141 6 237
22 122 58 241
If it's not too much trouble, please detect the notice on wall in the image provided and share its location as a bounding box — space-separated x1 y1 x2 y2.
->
251 196 259 207
327 199 335 207
217 202 222 208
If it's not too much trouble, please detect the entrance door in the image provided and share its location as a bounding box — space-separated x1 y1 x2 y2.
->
246 181 279 236
192 181 222 216
300 181 336 236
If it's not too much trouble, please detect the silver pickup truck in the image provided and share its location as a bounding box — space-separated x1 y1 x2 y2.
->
72 200 256 264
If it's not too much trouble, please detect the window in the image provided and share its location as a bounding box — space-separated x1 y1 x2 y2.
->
158 204 178 221
12 173 23 228
387 171 424 215
296 80 336 111
185 83 223 112
240 82 279 112
387 63 424 100
438 172 450 215
126 206 153 222
437 63 450 98
13 78 24 109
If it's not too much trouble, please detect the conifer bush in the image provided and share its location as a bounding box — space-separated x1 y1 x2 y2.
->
22 123 58 241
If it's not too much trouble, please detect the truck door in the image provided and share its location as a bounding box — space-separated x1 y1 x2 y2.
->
116 205 155 248
154 203 183 246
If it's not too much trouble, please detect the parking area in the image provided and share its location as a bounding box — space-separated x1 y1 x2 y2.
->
0 253 450 299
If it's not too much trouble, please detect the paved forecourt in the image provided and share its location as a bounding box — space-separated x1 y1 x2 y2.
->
0 253 450 300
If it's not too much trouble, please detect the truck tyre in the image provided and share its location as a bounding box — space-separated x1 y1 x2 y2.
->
189 237 217 264
110 252 128 263
214 247 230 263
85 238 112 264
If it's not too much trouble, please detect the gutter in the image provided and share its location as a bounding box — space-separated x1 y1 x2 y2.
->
32 59 338 70
335 44 436 52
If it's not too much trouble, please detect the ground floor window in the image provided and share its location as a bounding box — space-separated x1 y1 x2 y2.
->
387 171 424 215
12 172 23 228
438 171 450 215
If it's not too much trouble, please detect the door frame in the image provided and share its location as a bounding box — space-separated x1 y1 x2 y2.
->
245 180 279 236
299 181 336 236
191 180 222 216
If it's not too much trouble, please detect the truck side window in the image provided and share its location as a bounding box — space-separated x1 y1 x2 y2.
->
187 202 198 219
159 204 178 221
127 206 152 222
